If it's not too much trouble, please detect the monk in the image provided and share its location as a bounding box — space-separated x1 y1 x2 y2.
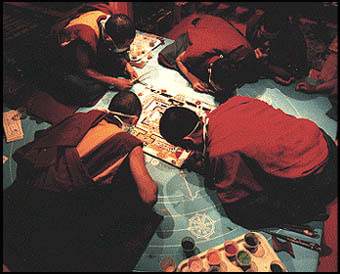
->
46 3 138 106
158 15 266 102
159 96 337 229
3 92 161 271
246 9 308 85
296 35 338 121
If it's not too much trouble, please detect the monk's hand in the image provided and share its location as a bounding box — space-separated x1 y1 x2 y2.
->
113 78 134 91
191 78 210 93
125 63 139 81
274 75 295 86
254 48 268 60
295 81 317 93
182 151 208 176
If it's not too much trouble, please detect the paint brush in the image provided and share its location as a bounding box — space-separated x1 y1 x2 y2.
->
130 71 151 84
282 224 315 231
259 229 322 252
279 224 318 238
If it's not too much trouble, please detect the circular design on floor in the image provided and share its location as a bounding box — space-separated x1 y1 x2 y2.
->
188 213 216 239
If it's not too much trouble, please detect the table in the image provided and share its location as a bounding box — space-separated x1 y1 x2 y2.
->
3 32 337 272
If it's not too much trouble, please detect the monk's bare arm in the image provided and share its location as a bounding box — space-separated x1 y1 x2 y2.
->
129 146 158 207
76 43 133 90
176 52 209 92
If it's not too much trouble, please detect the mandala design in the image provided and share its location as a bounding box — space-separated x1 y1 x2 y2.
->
188 213 216 239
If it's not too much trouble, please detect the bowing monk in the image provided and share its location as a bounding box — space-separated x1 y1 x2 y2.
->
246 9 308 85
3 92 160 271
158 15 266 102
159 95 337 229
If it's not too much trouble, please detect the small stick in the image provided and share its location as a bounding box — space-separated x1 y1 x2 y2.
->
279 225 318 238
259 229 321 252
130 71 151 83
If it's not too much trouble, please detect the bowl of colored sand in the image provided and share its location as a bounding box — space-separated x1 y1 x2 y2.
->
270 260 287 272
208 265 222 272
224 240 239 258
160 256 177 272
181 236 196 253
206 249 222 265
246 261 258 272
236 250 252 268
244 232 259 252
188 256 204 272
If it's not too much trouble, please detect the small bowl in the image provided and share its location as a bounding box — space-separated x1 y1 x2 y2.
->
160 256 176 272
181 236 196 253
208 265 222 272
206 249 222 265
236 250 252 267
244 232 259 253
270 260 287 272
224 240 239 258
188 256 204 272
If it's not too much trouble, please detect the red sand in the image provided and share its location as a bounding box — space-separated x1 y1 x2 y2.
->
190 260 203 272
208 252 221 265
225 244 237 255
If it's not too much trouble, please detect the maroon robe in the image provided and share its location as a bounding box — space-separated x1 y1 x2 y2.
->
206 95 336 228
46 3 128 106
12 110 142 192
50 3 117 55
4 110 162 271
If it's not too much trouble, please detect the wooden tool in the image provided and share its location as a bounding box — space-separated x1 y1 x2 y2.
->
279 224 318 238
259 229 321 252
130 71 151 84
271 236 295 258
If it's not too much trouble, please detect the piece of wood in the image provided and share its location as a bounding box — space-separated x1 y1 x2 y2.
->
272 236 295 258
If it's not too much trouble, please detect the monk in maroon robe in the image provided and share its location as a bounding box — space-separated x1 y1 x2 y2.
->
158 15 266 102
246 9 308 85
159 95 337 229
3 92 161 271
46 3 138 106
